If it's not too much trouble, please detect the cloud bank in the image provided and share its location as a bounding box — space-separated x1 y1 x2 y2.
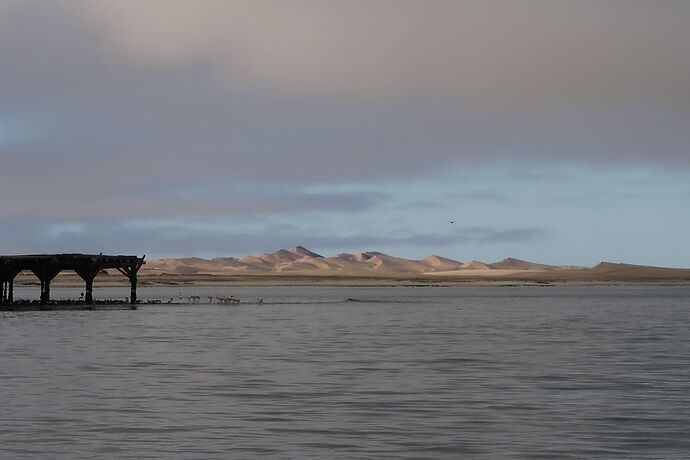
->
2 1 689 191
1 1 688 261
0 218 547 258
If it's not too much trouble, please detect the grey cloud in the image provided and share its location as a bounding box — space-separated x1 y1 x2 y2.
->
550 193 627 207
2 2 690 177
453 227 549 244
397 200 444 211
0 186 387 220
0 219 548 258
80 1 690 107
298 226 549 251
1 1 690 228
451 190 512 204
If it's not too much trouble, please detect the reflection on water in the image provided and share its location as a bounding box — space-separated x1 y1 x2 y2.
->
2 285 690 459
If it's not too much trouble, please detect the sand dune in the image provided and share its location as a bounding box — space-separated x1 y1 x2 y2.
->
588 262 690 280
143 247 564 276
15 249 690 286
288 245 323 258
459 260 492 270
139 247 690 283
423 255 465 271
489 258 558 270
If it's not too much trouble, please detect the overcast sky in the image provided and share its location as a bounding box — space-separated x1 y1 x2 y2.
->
2 0 689 265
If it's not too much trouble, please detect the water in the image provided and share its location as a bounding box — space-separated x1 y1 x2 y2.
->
2 285 690 459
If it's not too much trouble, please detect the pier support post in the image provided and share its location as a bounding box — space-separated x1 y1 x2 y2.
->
40 280 47 304
130 275 137 304
1 262 6 304
116 255 145 305
85 277 94 303
32 263 61 305
1 263 18 305
75 255 103 304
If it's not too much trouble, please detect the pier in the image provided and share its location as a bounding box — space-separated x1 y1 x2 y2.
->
0 254 145 305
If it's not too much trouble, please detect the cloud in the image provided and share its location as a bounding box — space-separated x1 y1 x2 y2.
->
296 226 549 253
0 0 688 254
452 226 549 244
1 1 689 188
83 1 690 106
452 190 511 204
0 218 548 258
0 186 387 220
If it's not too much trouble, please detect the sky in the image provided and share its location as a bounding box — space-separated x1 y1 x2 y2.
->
1 0 690 266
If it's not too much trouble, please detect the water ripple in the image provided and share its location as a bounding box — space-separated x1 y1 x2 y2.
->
2 284 690 458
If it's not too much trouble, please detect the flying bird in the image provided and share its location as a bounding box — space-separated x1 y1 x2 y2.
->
446 220 455 224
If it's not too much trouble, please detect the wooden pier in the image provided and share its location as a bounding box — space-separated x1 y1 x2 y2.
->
0 254 145 305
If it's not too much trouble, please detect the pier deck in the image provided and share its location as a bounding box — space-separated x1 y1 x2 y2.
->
0 254 145 305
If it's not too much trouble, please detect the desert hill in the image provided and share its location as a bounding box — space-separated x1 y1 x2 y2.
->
142 247 567 276
489 257 558 270
423 255 465 271
136 247 690 283
14 248 687 285
288 245 323 258
460 260 492 270
585 262 690 280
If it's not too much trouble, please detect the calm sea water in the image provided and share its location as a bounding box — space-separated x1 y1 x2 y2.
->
2 285 690 459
